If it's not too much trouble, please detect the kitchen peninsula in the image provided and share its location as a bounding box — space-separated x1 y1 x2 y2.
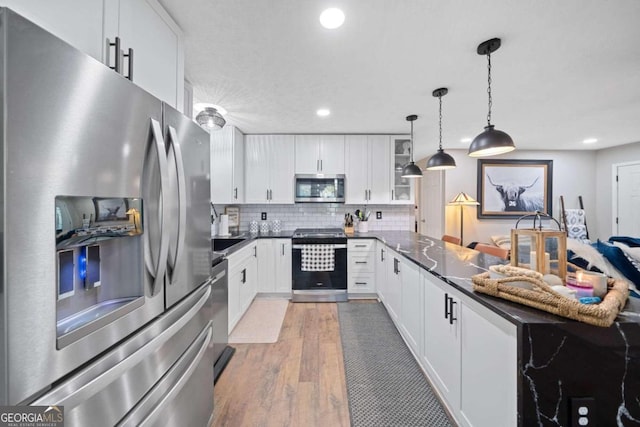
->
353 231 640 426
220 229 640 426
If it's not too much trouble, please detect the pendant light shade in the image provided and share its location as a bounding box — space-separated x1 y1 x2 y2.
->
401 114 422 178
468 125 515 157
426 149 457 170
426 88 456 170
468 38 515 157
196 107 226 130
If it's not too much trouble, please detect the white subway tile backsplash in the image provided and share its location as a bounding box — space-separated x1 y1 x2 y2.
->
213 203 414 232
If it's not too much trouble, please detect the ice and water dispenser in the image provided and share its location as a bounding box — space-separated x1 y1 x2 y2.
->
55 196 144 348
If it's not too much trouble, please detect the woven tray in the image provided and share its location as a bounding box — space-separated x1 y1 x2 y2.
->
472 268 629 327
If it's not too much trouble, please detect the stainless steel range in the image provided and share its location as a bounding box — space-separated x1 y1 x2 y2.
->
291 228 348 302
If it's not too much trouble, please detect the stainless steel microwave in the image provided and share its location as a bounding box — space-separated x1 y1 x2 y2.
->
294 174 345 203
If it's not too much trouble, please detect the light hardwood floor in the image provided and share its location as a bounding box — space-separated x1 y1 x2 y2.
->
211 302 352 427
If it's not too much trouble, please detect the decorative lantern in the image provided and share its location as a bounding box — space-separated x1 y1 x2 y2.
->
510 212 567 282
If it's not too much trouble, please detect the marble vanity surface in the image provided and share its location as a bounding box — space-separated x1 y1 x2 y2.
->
352 230 640 327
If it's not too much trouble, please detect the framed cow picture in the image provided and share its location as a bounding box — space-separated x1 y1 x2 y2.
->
477 159 553 219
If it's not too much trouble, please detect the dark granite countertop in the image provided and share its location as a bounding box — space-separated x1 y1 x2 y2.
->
213 229 639 326
353 230 640 327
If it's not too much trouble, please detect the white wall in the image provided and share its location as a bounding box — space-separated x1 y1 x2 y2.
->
594 142 640 239
423 149 598 244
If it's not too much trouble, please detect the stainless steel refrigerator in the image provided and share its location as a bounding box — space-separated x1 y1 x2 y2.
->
0 8 219 426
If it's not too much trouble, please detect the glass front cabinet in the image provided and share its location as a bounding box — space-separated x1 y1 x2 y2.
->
390 135 415 204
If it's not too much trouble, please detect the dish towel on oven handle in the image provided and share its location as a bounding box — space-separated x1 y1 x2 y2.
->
301 244 335 272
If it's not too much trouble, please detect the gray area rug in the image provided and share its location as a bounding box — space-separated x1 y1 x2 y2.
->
338 302 453 427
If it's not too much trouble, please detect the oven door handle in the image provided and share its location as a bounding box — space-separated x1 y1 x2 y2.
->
292 244 347 249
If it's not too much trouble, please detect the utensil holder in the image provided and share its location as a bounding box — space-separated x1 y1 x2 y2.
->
359 221 369 233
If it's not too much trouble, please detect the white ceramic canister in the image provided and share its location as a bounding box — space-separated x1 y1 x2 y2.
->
260 221 270 234
249 220 259 234
271 219 282 233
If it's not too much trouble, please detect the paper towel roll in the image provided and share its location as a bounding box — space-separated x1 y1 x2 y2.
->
218 214 230 236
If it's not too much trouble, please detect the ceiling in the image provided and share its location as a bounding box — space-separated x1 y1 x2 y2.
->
159 0 640 160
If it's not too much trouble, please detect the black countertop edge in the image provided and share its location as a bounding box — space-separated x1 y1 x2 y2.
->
349 230 640 327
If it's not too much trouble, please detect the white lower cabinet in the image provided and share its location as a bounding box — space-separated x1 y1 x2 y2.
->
348 239 376 295
378 245 517 427
375 242 388 302
399 258 422 356
459 300 517 427
227 242 258 333
385 249 402 323
257 238 292 294
422 273 461 411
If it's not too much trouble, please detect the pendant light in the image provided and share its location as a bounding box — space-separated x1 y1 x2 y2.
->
468 38 515 157
426 88 456 170
401 114 422 178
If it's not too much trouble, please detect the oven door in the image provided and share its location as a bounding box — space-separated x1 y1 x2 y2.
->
291 244 347 303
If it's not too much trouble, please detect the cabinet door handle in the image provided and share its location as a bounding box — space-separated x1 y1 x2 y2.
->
380 249 385 262
281 243 285 256
365 190 368 201
320 159 323 171
317 159 320 171
355 261 367 264
124 47 134 81
392 189 394 200
270 189 273 200
449 299 457 325
234 187 238 199
108 37 121 73
254 246 257 257
355 244 366 248
241 268 246 284
444 293 450 320
355 282 367 285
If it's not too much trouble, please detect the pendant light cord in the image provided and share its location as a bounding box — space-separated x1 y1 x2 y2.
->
410 120 415 162
438 94 443 150
487 51 492 126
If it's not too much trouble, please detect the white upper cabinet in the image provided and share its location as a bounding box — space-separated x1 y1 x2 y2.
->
211 126 244 204
3 0 106 61
104 0 184 109
295 135 345 174
4 0 184 110
390 135 415 204
245 135 295 204
345 135 390 204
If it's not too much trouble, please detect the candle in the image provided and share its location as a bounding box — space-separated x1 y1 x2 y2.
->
576 270 607 298
530 251 551 273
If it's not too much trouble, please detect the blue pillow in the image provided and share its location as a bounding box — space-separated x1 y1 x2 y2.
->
595 240 640 288
609 236 640 248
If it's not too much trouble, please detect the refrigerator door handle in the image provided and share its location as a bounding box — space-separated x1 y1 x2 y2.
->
166 126 187 276
145 118 171 295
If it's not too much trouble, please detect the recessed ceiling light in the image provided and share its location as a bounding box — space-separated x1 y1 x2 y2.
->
317 109 331 117
460 137 472 143
319 8 345 29
583 138 598 144
194 103 228 116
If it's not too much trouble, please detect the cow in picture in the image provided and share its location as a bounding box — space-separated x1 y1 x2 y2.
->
486 175 543 212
